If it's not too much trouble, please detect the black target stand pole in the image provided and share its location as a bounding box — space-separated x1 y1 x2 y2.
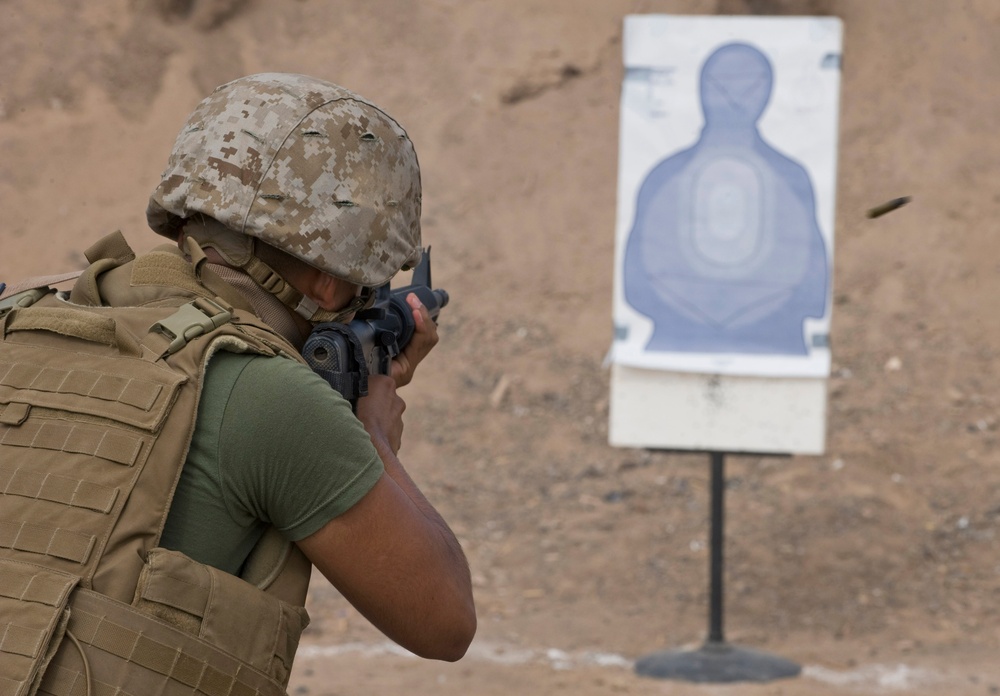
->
634 451 801 683
708 450 726 644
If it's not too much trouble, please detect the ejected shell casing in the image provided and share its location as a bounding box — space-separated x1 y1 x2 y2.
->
866 196 911 219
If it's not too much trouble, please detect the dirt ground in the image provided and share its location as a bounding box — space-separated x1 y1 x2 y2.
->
2 1 999 694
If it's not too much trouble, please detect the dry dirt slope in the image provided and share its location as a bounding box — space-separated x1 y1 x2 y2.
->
1 1 1000 694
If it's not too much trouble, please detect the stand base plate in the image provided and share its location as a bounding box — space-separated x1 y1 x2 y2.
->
635 641 801 683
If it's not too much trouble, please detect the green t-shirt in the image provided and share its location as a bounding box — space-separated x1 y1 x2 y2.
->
159 351 384 575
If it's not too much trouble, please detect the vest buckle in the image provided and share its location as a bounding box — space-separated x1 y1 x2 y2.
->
150 297 233 355
0 287 49 317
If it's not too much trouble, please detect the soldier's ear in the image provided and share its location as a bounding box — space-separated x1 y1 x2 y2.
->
308 271 340 307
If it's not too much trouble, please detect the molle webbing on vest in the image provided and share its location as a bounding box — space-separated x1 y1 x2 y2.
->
34 664 134 696
38 590 290 696
0 561 79 696
0 522 95 566
0 339 174 584
1 464 119 514
0 342 183 431
0 334 182 587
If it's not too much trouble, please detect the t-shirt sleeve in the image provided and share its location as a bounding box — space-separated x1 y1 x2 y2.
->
214 352 384 541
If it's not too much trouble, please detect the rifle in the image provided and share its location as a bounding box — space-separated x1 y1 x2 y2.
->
302 248 448 405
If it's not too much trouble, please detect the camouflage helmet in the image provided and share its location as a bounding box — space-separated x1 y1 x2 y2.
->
147 73 422 288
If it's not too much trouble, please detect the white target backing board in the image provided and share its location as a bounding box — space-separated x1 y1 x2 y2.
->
609 15 842 455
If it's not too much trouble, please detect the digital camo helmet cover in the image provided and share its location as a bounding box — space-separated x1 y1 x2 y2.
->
147 73 422 287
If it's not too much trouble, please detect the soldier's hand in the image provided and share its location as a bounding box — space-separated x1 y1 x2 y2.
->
355 374 405 454
391 292 438 388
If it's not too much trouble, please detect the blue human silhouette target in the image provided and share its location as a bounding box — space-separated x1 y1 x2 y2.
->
609 16 843 453
623 42 829 357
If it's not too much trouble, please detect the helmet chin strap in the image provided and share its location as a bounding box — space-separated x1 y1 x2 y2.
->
183 228 343 323
237 250 349 324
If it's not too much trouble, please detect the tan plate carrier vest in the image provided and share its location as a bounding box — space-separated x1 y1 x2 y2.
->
0 232 315 696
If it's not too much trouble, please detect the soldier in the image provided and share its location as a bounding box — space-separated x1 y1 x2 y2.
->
0 73 475 696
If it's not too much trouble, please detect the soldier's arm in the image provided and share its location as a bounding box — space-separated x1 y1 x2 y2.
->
295 374 476 661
